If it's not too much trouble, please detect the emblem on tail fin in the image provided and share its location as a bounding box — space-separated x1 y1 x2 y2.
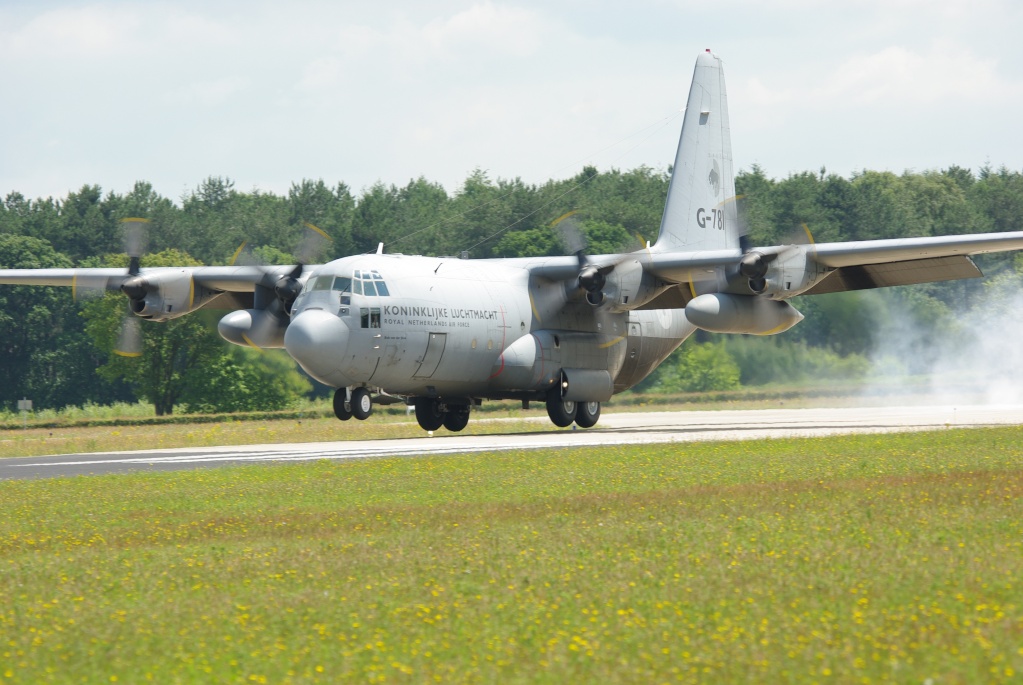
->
708 161 720 195
652 50 740 254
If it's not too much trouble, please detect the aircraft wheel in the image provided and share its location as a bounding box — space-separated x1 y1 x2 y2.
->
332 389 352 421
414 398 445 431
351 387 373 420
546 396 577 428
442 407 470 432
575 401 601 428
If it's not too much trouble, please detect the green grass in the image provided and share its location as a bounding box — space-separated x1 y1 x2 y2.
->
1 427 1022 683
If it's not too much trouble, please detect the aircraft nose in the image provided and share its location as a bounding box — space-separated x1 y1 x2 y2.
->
284 309 349 383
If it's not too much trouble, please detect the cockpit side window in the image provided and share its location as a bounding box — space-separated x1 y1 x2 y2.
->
309 275 333 291
332 276 352 305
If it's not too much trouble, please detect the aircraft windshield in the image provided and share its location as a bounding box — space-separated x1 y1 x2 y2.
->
351 269 390 297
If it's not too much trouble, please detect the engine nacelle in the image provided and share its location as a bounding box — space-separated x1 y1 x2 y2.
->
736 245 827 298
601 259 660 311
685 293 803 335
218 309 289 349
127 270 218 321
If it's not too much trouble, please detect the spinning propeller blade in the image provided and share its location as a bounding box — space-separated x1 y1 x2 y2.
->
114 314 142 358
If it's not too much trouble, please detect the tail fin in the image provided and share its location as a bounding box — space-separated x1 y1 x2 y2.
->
652 50 740 253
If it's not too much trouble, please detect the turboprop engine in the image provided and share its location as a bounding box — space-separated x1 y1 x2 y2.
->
596 258 660 310
685 293 803 335
121 270 219 321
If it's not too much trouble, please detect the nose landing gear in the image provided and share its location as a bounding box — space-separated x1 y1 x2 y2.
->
333 387 374 421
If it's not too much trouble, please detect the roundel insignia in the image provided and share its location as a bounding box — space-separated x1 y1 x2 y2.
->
657 308 672 330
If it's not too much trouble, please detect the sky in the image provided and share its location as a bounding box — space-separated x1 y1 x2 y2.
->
3 0 1023 203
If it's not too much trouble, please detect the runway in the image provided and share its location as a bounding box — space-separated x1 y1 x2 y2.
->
2 404 1022 481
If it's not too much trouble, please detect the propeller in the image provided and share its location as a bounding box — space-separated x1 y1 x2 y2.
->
548 211 640 350
114 316 143 358
113 218 150 357
554 211 618 306
227 222 333 349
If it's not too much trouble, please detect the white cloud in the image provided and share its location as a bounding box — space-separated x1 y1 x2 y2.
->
2 5 142 58
820 44 1006 106
161 78 251 107
742 42 1015 110
3 1 1023 200
420 2 544 58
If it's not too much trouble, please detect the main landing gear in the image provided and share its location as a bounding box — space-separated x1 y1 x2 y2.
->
546 395 601 429
413 398 470 432
332 388 599 431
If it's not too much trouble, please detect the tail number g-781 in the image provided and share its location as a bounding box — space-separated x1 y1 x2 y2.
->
696 207 724 230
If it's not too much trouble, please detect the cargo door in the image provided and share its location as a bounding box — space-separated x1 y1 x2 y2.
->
413 332 447 379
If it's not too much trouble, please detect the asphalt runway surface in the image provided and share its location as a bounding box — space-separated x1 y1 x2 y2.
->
2 404 1022 481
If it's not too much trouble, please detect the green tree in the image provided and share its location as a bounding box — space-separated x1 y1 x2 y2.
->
971 166 1023 234
635 341 740 393
182 347 311 413
493 227 559 258
289 179 358 260
82 249 224 415
0 235 126 410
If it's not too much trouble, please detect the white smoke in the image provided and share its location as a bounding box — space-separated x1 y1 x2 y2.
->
863 272 1023 406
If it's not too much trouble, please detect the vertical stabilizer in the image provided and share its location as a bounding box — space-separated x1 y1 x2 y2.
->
653 50 739 253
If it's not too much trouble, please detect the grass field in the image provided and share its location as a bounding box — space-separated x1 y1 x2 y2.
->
1 426 1021 683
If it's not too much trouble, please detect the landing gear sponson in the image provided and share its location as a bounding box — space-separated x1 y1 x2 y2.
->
332 387 602 432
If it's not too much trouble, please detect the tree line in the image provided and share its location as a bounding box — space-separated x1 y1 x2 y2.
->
2 163 1022 413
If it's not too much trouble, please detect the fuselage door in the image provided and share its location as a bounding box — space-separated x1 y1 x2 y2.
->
627 322 643 363
413 332 447 379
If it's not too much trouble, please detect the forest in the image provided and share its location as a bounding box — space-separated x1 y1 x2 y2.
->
2 162 1022 414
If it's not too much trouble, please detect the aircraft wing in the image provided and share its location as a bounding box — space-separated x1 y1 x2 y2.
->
640 230 1023 300
803 231 1023 295
0 264 318 322
809 232 1023 267
0 265 307 292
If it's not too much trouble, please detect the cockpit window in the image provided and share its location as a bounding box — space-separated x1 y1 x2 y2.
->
332 277 352 293
309 275 333 291
348 270 390 297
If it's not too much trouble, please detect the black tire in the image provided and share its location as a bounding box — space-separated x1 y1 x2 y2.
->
351 387 373 420
414 398 445 431
332 389 352 421
546 396 577 428
575 401 601 428
442 407 470 432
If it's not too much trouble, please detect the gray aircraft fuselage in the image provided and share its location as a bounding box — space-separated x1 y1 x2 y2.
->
283 253 695 402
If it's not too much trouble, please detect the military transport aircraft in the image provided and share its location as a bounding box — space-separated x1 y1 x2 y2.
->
3 49 1023 432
